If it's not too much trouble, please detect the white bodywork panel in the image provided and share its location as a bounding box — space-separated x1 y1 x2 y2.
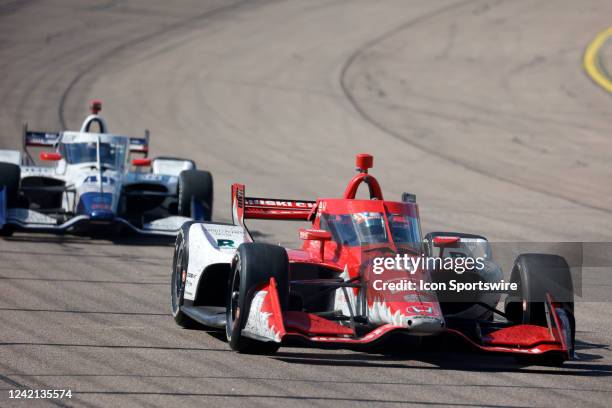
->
20 166 57 177
152 158 194 177
61 131 119 144
143 216 191 232
0 150 21 165
8 208 59 225
80 115 108 133
184 223 252 301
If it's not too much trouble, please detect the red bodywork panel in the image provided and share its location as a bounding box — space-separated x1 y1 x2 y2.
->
482 325 554 347
284 312 354 336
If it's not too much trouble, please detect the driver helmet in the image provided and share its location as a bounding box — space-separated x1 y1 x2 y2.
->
353 212 386 238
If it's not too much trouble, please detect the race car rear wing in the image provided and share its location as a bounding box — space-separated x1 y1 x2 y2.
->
129 130 150 157
23 130 61 147
231 183 316 225
22 123 62 165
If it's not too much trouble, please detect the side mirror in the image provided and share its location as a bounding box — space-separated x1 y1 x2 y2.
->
132 158 151 167
299 228 331 261
432 236 460 247
299 228 331 241
39 152 61 161
424 232 491 261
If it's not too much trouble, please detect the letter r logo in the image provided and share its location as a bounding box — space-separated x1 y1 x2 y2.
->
217 239 235 248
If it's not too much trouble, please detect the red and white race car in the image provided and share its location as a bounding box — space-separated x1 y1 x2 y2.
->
171 154 575 364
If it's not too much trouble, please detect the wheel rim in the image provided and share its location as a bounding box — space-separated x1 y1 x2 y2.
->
173 245 185 308
228 262 241 334
178 179 185 216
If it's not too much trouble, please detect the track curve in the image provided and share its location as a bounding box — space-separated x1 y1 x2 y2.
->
340 5 612 216
1 1 611 407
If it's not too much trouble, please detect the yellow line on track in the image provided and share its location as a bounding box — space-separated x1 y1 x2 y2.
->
583 27 612 93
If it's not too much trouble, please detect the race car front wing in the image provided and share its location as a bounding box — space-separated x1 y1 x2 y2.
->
241 277 573 360
1 205 190 236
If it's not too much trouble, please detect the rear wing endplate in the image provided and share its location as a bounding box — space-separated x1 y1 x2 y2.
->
231 183 315 226
23 123 61 148
22 123 62 165
129 130 150 157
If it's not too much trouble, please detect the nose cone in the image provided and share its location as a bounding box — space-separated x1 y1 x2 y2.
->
405 316 445 335
77 192 114 220
89 209 115 221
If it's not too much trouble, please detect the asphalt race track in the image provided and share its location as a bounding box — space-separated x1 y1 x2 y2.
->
1 1 612 406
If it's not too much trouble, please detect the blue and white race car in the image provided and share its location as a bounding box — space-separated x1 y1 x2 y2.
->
0 100 213 236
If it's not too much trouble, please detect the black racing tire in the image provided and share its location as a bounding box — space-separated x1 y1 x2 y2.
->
178 170 213 221
0 162 20 207
504 254 574 366
0 163 20 237
0 224 14 237
171 221 199 328
505 254 574 325
226 243 289 354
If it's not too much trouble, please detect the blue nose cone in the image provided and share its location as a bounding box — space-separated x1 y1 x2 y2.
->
77 192 115 220
89 210 115 220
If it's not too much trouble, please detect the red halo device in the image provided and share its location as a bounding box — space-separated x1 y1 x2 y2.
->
89 99 102 114
355 153 373 173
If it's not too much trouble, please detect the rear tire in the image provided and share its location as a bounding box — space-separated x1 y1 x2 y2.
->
226 243 289 354
178 170 213 221
171 221 199 328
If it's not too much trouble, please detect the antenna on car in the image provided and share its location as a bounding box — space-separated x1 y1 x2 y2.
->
344 154 383 200
355 153 373 174
89 99 102 115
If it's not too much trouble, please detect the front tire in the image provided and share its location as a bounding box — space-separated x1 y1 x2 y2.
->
0 225 13 237
0 162 20 206
505 254 574 324
178 170 213 221
0 163 20 237
505 254 574 365
171 221 199 328
225 243 289 354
